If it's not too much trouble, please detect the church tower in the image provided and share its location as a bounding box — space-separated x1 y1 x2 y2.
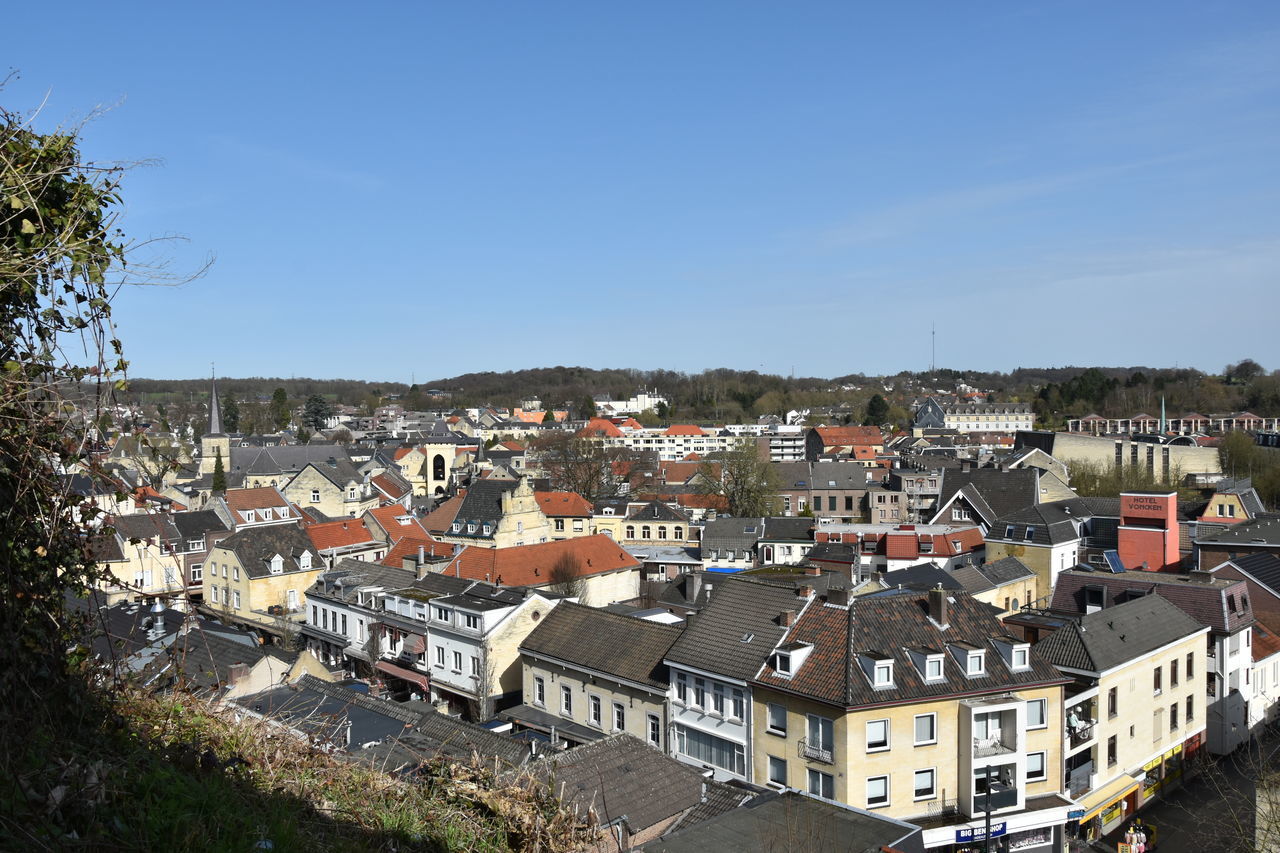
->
200 374 231 476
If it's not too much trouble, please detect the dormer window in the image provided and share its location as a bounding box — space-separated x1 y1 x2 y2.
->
1004 525 1015 539
299 552 312 570
925 656 944 681
919 540 933 554
451 522 462 533
244 510 256 523
773 642 814 678
433 606 451 623
1013 647 1029 669
874 660 894 687
992 637 1031 671
774 652 792 676
967 651 985 676
482 524 492 535
269 554 284 575
1023 526 1035 542
467 523 477 534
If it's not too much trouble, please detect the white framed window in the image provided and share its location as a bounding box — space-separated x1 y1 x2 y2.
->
866 718 889 752
1013 647 1029 669
452 651 463 672
589 695 602 727
433 606 451 623
310 489 320 503
925 656 944 681
768 755 787 786
1027 698 1047 729
808 769 834 800
647 713 661 747
1027 751 1047 782
561 685 573 715
211 585 219 604
462 613 480 630
693 678 707 707
767 703 787 735
613 702 625 731
233 565 240 581
731 687 745 720
470 655 479 675
675 672 689 704
913 768 936 800
874 660 894 687
712 683 726 715
967 651 985 676
533 676 545 707
190 564 203 583
435 646 445 666
232 590 241 610
866 775 889 808
914 713 937 746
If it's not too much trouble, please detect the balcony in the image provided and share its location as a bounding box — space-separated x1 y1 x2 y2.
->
1068 721 1096 749
977 787 1019 810
798 738 834 764
973 734 1016 758
1066 760 1095 798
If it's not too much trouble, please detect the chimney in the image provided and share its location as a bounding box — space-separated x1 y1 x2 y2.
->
797 585 813 599
402 555 417 572
417 544 425 564
826 587 849 607
928 585 949 627
228 662 250 686
780 609 797 627
805 565 821 576
688 572 703 602
1188 569 1214 584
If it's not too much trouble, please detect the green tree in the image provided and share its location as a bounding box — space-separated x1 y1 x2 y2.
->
864 393 889 425
302 394 333 431
529 431 634 504
211 447 227 492
270 387 290 430
222 392 240 433
697 440 780 517
1 104 130 713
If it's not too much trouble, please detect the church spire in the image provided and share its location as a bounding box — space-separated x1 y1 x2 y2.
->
208 368 223 436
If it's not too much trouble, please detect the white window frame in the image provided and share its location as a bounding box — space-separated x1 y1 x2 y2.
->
914 712 937 746
913 767 937 801
1027 750 1047 782
866 718 890 752
561 685 573 715
866 775 890 808
647 713 661 746
589 694 602 727
767 703 787 735
967 651 985 676
1027 698 1048 730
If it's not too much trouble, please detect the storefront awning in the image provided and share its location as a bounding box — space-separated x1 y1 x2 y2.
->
374 660 429 690
1076 774 1141 823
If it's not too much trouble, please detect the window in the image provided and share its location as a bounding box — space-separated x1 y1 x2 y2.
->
232 590 241 610
311 489 320 503
768 756 787 786
190 564 203 583
1108 686 1118 718
561 685 572 715
712 683 726 715
1187 652 1194 678
554 519 565 531
1171 658 1179 686
1027 699 1047 729
470 655 479 675
675 672 689 704
874 661 893 687
311 605 318 624
647 714 661 747
1108 735 1118 767
463 613 480 630
658 526 668 540
866 719 889 752
1154 666 1163 696
341 613 347 636
642 526 651 539
233 565 240 581
866 775 889 808
625 525 635 539
925 656 944 681
807 714 834 755
1013 647 1029 669
914 713 936 745
1153 709 1163 741
693 678 706 707
435 646 445 666
533 676 545 707
808 769 834 800
211 585 219 604
731 688 745 720
1170 701 1179 731
914 768 936 800
589 695 602 726
1027 751 1047 782
967 651 985 676
673 724 746 776
433 606 451 623
449 650 460 671
767 703 787 735
322 609 329 630
1186 695 1194 722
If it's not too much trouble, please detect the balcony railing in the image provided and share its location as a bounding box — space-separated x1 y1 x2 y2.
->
973 735 1016 757
1068 722 1096 749
1066 760 1094 798
976 787 1019 810
798 738 834 764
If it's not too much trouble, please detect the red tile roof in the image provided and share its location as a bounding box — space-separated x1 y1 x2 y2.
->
421 495 464 534
534 491 594 517
381 535 456 567
305 518 377 551
815 426 883 448
660 461 703 484
500 440 526 451
664 424 705 436
371 472 410 500
433 535 640 588
365 504 428 538
675 493 730 511
578 418 624 438
1254 612 1280 663
392 447 417 461
225 486 294 511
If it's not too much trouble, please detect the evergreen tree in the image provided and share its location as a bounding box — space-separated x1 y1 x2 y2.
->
212 447 227 492
864 393 890 425
222 393 240 432
270 387 290 430
302 394 333 431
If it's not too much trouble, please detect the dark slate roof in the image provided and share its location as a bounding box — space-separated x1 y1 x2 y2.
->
807 461 874 490
307 559 417 605
646 790 924 853
936 469 1039 522
1051 569 1254 635
760 517 814 542
146 627 290 693
1215 478 1267 517
1035 595 1206 673
701 517 766 551
964 556 1036 591
360 712 532 771
110 513 181 544
228 445 359 478
805 542 859 564
665 576 808 680
627 500 690 523
537 734 738 833
67 593 189 665
774 462 812 489
1222 553 1280 593
214 524 322 579
520 602 683 690
235 674 425 748
878 563 965 592
755 591 1067 709
451 478 519 535
1196 516 1280 547
300 456 365 489
171 509 230 539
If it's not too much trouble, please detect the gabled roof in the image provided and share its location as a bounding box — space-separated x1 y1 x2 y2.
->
305 517 378 552
520 602 682 689
110 512 181 544
812 426 883 447
1051 568 1254 635
370 470 411 501
379 535 454 568
364 504 429 539
433 535 640 589
149 627 292 694
578 418 623 438
878 562 965 592
225 485 297 514
534 491 594 517
755 591 1066 709
934 468 1040 523
171 509 230 539
664 424 706 436
1035 595 1206 673
451 478 520 534
1196 516 1280 547
701 516 767 549
421 494 464 535
212 524 321 579
952 556 1036 593
665 576 805 680
626 500 690 523
1218 552 1280 595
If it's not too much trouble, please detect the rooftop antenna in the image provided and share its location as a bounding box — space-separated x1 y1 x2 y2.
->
931 323 936 375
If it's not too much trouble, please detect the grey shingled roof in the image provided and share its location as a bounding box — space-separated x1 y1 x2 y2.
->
760 517 814 542
665 576 805 680
520 602 683 690
110 513 181 544
1196 516 1280 547
936 468 1039 522
1051 568 1254 635
627 500 690 523
1224 553 1280 593
451 478 520 535
951 556 1035 594
1034 595 1206 673
307 559 417 605
171 509 230 539
701 517 766 551
878 563 965 592
214 524 322 579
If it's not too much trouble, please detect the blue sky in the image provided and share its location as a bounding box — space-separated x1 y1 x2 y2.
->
7 1 1279 382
